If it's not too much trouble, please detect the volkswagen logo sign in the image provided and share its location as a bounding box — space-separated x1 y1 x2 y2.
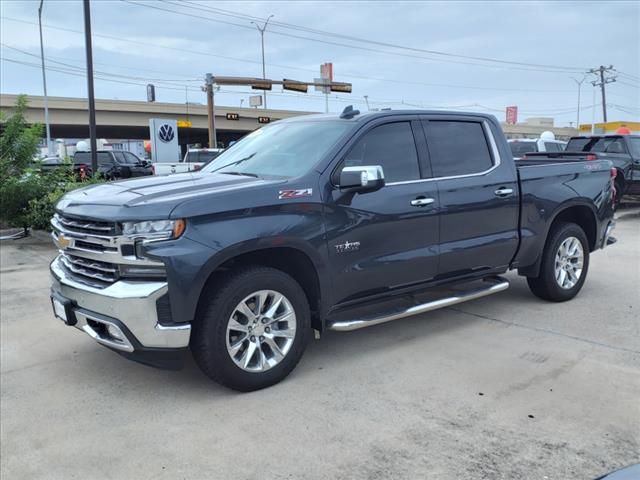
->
158 123 175 143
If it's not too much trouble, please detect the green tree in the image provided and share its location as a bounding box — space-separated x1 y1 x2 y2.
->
0 94 44 182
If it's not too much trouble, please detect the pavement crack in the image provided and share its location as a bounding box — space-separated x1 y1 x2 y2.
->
448 307 640 355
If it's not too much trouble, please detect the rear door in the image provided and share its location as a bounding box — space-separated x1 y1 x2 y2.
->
422 117 519 279
325 117 440 305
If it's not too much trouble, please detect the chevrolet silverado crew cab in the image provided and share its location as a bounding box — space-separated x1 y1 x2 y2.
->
50 108 616 391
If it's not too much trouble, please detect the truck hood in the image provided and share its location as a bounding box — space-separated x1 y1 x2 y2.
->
59 172 284 220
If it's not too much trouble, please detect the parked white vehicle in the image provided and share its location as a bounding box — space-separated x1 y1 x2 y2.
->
154 148 224 175
508 131 567 160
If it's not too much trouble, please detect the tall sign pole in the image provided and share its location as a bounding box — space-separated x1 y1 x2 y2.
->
205 73 217 148
38 0 52 156
83 0 98 173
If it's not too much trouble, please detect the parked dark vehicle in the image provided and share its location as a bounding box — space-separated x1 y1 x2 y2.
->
49 109 616 391
72 151 153 180
531 134 640 206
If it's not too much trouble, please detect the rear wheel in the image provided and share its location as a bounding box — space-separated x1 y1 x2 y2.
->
527 222 590 302
191 266 310 391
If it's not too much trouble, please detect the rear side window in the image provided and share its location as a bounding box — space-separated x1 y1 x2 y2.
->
544 142 562 152
187 151 221 163
343 122 420 183
566 136 627 154
425 121 493 177
509 141 538 157
74 152 113 166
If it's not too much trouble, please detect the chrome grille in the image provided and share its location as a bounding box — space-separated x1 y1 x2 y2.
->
53 213 117 236
60 253 118 286
51 212 165 289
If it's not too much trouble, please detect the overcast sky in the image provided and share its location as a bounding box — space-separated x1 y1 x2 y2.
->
1 0 639 126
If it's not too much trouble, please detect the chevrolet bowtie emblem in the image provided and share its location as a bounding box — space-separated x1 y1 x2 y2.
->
57 234 70 249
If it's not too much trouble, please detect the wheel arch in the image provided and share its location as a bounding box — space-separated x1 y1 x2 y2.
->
518 201 598 277
195 243 326 331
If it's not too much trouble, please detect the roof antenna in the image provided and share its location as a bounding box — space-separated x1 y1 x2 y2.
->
340 105 360 119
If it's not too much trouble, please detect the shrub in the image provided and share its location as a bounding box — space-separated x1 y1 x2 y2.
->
0 95 106 231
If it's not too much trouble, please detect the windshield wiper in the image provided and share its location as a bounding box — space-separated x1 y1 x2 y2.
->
209 153 256 173
219 171 259 178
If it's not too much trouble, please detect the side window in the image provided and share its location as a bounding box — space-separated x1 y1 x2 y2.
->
97 152 114 166
124 152 140 164
113 152 126 163
342 122 420 183
544 142 561 152
424 121 493 177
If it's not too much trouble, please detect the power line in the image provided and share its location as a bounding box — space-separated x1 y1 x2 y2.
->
166 0 588 73
122 0 587 75
0 16 576 95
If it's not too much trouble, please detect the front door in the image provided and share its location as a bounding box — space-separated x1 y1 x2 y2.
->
324 118 440 306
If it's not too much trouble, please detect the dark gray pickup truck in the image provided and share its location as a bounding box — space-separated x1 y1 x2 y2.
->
527 134 640 206
49 109 616 391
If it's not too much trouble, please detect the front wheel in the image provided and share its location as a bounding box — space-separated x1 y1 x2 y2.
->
191 266 311 391
527 222 590 302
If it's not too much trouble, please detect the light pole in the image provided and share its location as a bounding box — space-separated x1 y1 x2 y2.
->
251 14 274 109
363 95 370 111
38 0 52 156
82 0 98 173
571 76 586 130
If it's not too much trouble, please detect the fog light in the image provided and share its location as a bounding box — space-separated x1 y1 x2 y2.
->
107 324 124 341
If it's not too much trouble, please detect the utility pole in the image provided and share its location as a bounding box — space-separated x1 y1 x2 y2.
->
588 65 616 123
363 95 370 111
82 0 97 174
38 0 52 157
570 76 585 130
251 14 274 109
205 73 217 148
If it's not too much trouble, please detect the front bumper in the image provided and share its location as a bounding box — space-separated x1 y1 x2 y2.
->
50 255 190 369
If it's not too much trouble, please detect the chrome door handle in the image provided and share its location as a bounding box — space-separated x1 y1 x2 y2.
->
410 197 435 207
494 188 514 197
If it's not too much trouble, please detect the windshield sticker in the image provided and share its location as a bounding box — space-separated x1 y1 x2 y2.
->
279 188 313 200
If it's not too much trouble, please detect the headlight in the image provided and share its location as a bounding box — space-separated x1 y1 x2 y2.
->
122 219 186 241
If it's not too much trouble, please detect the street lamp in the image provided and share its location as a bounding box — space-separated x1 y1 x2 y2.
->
251 14 274 109
570 76 586 130
38 0 52 156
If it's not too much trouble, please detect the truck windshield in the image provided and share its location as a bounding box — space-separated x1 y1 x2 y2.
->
509 141 537 157
203 121 351 178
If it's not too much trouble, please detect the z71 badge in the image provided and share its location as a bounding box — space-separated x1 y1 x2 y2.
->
279 188 313 200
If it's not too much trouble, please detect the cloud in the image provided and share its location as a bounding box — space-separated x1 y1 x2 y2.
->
1 0 638 125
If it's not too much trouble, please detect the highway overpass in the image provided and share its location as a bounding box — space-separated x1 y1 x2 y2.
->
0 94 314 147
1 94 578 146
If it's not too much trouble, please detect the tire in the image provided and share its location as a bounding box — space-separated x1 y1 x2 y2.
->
191 266 311 392
526 222 590 302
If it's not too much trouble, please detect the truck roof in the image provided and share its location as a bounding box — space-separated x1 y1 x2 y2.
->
280 109 498 124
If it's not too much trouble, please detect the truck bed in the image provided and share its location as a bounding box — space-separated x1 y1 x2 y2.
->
514 158 614 271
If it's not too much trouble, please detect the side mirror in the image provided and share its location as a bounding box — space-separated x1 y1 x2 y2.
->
339 165 385 193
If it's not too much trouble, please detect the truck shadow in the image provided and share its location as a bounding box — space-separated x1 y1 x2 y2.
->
69 275 547 396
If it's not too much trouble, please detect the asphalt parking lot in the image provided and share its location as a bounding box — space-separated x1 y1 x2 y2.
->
1 209 639 480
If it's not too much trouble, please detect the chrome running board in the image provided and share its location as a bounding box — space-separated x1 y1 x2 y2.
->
328 276 509 332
